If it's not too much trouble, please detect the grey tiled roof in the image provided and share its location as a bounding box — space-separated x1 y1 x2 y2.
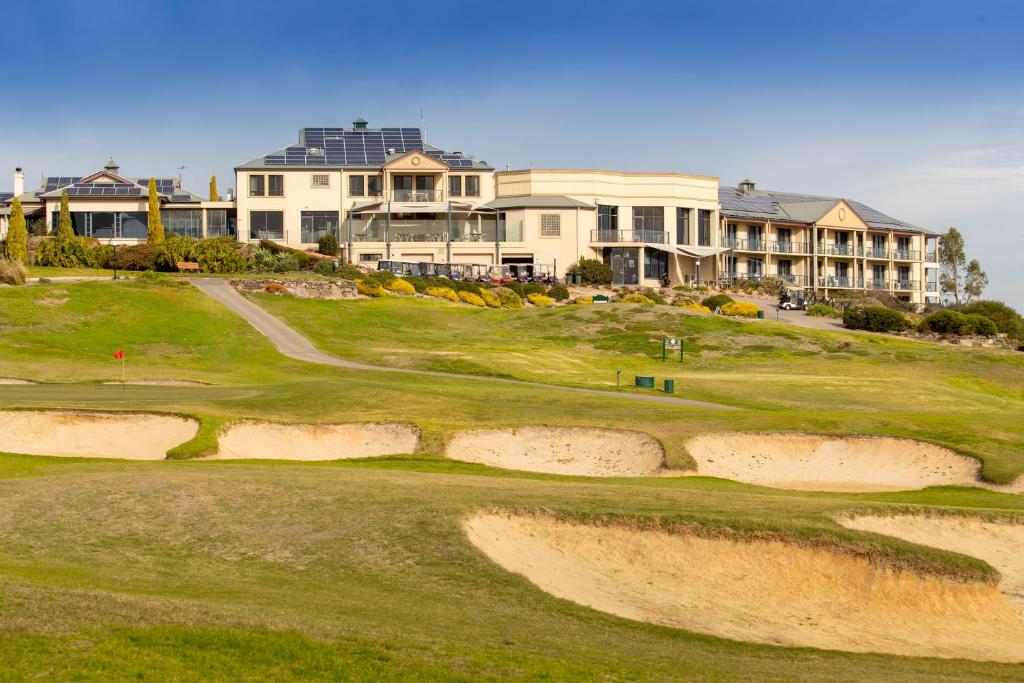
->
720 186 935 235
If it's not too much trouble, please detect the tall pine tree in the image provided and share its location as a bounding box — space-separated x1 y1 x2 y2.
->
56 190 74 242
4 197 27 263
209 175 219 201
147 178 165 244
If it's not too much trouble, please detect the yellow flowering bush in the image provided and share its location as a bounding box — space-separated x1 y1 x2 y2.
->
425 286 459 302
385 278 416 295
527 293 555 306
573 295 594 304
458 291 486 307
356 280 385 297
620 293 655 305
677 301 711 314
721 301 760 317
480 289 501 308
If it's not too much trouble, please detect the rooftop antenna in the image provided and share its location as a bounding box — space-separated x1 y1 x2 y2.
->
419 106 426 142
176 165 186 188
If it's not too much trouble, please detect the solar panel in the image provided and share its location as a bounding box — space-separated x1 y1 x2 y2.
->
262 126 470 166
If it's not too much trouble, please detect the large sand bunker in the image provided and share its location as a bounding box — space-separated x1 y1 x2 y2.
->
0 410 197 459
446 427 664 476
211 422 420 460
840 514 1024 607
463 512 1024 662
0 378 35 385
685 432 982 492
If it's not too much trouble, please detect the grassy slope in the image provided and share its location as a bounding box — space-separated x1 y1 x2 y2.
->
1 281 1024 680
255 294 1024 482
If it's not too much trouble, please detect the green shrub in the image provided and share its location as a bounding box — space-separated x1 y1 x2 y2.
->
458 290 486 307
846 305 908 332
547 283 570 301
492 286 524 308
807 303 842 318
317 233 338 256
272 253 299 273
386 278 416 295
567 258 613 285
313 260 337 276
425 286 459 302
960 301 1022 339
701 293 734 310
0 257 27 285
36 236 90 268
85 243 114 269
364 270 396 286
721 301 760 317
402 275 427 293
920 309 977 335
155 236 197 271
642 288 667 305
523 282 547 296
336 263 364 280
356 280 385 297
480 288 501 308
504 281 526 298
136 271 180 287
527 293 555 306
112 244 158 271
620 293 655 305
965 314 998 336
292 251 311 269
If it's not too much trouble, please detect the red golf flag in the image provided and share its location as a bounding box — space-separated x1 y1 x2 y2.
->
113 349 125 360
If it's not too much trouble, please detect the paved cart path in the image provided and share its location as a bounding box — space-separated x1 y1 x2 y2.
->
190 279 738 410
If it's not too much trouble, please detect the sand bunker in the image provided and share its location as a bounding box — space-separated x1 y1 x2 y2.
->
446 427 663 476
464 512 1024 662
685 432 982 492
0 378 35 385
102 380 209 386
0 410 197 459
840 514 1024 607
211 421 419 460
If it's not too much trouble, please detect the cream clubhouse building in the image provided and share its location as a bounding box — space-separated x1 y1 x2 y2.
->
2 117 939 304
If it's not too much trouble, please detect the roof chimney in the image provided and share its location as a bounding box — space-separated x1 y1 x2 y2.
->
353 117 368 131
104 158 120 174
738 179 756 194
13 167 24 197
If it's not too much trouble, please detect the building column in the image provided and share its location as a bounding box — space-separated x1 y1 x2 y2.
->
385 203 392 260
446 202 452 263
346 211 353 264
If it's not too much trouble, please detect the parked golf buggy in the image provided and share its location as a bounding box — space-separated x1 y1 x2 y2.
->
778 288 808 311
378 260 557 286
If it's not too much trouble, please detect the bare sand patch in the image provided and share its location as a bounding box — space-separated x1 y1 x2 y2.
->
0 378 35 385
446 427 663 477
102 380 209 386
463 512 1024 662
685 432 982 492
0 410 197 459
211 422 420 460
839 514 1024 607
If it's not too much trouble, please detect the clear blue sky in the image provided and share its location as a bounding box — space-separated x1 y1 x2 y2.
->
2 0 1021 305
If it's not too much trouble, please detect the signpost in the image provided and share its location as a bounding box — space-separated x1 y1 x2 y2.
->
662 337 683 362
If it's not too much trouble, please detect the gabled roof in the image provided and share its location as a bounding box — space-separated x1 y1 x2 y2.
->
720 185 935 235
32 173 202 203
236 124 492 170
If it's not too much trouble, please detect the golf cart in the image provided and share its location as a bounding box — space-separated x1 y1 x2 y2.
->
778 287 808 311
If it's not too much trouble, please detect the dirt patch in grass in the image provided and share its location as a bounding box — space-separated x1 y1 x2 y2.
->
685 432 986 492
839 514 1024 607
0 378 36 384
446 427 664 477
102 380 211 386
463 511 1024 662
0 410 198 459
210 421 420 460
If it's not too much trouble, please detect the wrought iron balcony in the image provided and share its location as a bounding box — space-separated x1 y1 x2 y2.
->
590 229 668 244
892 249 920 261
724 237 766 251
392 189 441 202
893 279 919 290
771 241 808 254
865 247 889 259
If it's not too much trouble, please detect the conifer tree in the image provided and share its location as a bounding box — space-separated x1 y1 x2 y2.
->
147 178 165 244
4 197 27 263
56 190 74 242
209 175 219 201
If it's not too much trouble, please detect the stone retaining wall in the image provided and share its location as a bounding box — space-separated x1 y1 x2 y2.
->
231 278 359 299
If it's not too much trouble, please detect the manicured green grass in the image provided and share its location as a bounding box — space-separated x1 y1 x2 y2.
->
26 265 118 278
1 280 1023 679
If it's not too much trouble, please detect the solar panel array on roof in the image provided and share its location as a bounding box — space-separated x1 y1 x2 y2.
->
44 177 83 192
264 127 428 166
169 193 193 201
64 184 143 197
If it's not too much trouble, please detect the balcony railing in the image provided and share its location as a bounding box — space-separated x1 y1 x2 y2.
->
590 229 668 244
348 219 523 243
818 276 861 288
865 247 889 259
926 282 938 292
724 237 766 251
866 279 889 290
926 251 937 262
771 241 808 254
893 280 919 291
774 273 809 285
892 249 920 261
392 189 441 202
822 243 860 257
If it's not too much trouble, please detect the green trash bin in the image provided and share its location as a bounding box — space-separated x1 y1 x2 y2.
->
757 310 766 319
634 375 655 388
663 379 675 393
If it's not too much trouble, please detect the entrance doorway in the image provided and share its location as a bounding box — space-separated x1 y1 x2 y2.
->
605 248 639 285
